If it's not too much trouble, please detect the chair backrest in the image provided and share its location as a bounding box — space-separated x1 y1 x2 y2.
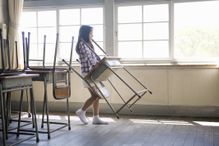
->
22 32 47 69
0 29 5 71
22 31 74 100
52 34 74 100
0 29 20 74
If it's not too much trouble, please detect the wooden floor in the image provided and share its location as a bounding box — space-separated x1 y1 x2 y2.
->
2 114 219 146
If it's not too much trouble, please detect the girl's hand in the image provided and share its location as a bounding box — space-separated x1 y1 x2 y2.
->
92 62 100 69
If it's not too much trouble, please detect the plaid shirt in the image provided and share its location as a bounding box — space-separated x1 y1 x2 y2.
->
77 41 100 74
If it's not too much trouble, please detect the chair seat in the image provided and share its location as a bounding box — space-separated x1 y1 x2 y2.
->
53 86 70 100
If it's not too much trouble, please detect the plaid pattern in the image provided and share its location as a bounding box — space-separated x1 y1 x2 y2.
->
77 41 100 74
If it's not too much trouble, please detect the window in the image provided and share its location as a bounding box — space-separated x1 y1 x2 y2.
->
174 1 219 61
59 7 104 60
20 7 103 65
117 1 219 63
21 0 219 64
20 10 57 65
117 4 169 59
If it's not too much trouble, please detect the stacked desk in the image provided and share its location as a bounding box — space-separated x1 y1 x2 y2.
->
25 69 71 139
0 73 39 146
21 32 72 139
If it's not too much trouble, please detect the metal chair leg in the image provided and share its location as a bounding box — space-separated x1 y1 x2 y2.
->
67 97 71 130
30 88 40 142
41 90 46 129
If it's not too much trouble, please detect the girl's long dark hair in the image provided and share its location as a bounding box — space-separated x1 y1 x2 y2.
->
76 25 93 54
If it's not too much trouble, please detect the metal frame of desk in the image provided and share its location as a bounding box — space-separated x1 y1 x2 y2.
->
0 73 39 146
25 69 71 139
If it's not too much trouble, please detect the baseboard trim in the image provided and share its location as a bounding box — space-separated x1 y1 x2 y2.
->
11 101 219 118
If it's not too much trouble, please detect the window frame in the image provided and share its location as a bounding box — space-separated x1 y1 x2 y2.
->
115 0 219 65
115 1 172 64
22 0 219 65
21 4 104 65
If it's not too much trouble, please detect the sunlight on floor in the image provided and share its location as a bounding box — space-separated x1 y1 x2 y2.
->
129 119 193 126
36 114 63 120
17 113 219 127
83 116 116 123
35 114 116 123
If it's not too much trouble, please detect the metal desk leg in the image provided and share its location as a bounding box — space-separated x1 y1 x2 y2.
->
66 97 71 130
41 76 50 139
2 93 8 139
25 89 32 118
17 90 24 137
6 92 12 125
0 85 6 146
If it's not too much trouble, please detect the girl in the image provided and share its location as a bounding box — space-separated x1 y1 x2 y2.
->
75 25 108 125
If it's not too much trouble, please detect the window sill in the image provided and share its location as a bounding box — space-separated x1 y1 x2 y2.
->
120 59 219 69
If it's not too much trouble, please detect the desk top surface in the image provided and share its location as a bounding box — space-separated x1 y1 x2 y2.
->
0 73 39 80
25 68 68 74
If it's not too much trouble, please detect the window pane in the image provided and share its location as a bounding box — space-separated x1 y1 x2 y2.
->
59 43 79 61
38 11 56 27
144 4 169 22
20 12 37 27
20 28 37 43
118 42 142 58
118 6 142 23
144 41 169 58
59 9 80 25
60 26 80 42
144 23 168 40
117 3 169 59
44 44 56 64
38 27 56 43
29 43 39 59
21 7 104 63
59 43 73 61
118 24 142 41
93 42 105 57
174 1 219 60
81 8 103 24
29 43 43 66
91 25 103 42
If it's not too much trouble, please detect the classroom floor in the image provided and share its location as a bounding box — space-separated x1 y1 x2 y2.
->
1 114 219 146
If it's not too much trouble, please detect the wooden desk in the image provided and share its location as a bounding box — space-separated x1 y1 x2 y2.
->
0 73 39 146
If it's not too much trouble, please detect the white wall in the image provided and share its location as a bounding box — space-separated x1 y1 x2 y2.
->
11 65 219 117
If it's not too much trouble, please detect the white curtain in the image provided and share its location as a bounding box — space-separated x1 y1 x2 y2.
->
8 0 24 69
